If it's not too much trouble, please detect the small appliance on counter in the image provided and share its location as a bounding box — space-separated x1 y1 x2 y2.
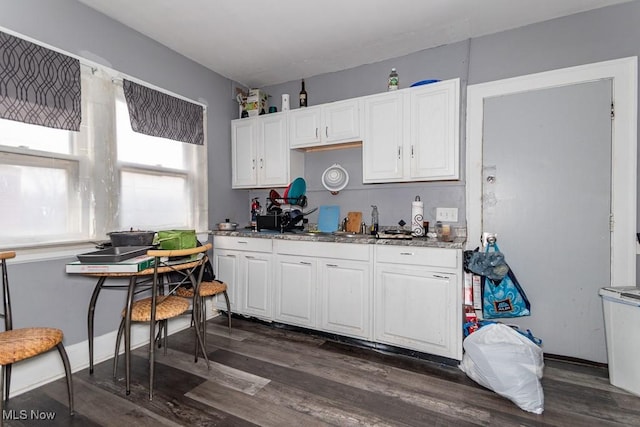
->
256 206 317 233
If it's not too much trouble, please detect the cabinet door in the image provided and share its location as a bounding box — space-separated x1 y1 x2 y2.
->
289 106 322 148
362 92 405 183
241 252 272 319
319 259 370 339
258 114 289 187
409 79 459 180
212 249 239 313
324 99 360 144
274 255 317 327
375 264 459 359
231 119 257 188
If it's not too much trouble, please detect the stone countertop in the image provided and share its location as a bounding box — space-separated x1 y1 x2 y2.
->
210 229 465 249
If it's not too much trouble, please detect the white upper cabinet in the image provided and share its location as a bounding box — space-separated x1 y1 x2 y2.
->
408 79 460 180
361 91 405 181
232 113 303 189
362 78 460 183
231 118 257 188
289 99 360 149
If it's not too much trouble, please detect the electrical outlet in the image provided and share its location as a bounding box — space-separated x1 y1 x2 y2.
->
436 207 458 222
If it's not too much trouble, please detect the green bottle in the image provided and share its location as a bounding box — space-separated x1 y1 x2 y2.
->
388 68 399 91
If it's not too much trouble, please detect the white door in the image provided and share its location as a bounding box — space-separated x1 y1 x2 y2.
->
231 120 257 188
319 259 370 339
258 114 288 187
274 255 317 327
241 253 272 319
289 106 321 148
362 92 404 182
324 100 360 143
375 264 457 358
213 250 238 313
409 80 459 180
482 80 612 362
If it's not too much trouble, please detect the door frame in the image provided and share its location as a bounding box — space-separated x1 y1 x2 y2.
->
466 57 637 287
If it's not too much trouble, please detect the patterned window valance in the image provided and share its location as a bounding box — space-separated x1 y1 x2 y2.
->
123 79 204 145
0 31 81 131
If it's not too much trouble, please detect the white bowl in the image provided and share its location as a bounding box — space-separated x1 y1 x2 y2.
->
321 164 349 193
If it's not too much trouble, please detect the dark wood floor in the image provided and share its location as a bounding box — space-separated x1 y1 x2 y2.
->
5 316 640 426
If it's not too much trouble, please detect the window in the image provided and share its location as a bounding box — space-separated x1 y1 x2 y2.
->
0 66 207 248
115 91 205 231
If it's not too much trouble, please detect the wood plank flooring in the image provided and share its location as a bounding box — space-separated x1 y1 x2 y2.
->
4 316 640 426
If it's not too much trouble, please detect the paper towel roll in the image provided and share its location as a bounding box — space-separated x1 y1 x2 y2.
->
281 94 290 111
411 200 424 236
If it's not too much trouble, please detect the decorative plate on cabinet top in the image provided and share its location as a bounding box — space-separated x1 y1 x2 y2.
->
410 79 440 87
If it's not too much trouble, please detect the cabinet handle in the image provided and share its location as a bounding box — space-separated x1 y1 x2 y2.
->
315 128 318 138
252 159 256 170
237 241 248 244
397 146 401 159
245 255 255 259
400 252 414 256
433 274 450 279
326 263 338 267
259 158 263 169
411 145 414 158
300 261 312 265
325 126 328 138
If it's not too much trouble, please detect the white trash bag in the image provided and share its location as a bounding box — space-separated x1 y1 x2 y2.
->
459 323 544 414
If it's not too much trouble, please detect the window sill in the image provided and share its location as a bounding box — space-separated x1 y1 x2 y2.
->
7 243 97 264
6 232 211 264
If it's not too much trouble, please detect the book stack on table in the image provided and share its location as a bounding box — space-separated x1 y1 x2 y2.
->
66 246 155 273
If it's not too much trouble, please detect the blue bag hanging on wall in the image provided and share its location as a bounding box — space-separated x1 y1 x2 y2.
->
482 243 531 319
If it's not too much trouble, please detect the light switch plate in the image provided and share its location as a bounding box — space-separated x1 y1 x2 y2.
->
436 207 458 222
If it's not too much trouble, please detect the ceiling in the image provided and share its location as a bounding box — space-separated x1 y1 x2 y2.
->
77 0 632 88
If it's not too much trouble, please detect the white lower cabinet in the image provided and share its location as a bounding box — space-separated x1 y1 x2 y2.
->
274 240 372 337
274 254 317 328
319 259 371 340
213 236 273 321
212 248 239 312
213 236 461 360
240 252 272 319
374 245 462 360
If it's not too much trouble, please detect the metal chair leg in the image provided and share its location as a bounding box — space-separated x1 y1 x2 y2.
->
3 363 10 404
194 296 200 363
56 343 75 416
201 296 207 348
192 295 210 368
113 317 125 378
223 291 232 333
1 365 4 427
163 320 169 356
